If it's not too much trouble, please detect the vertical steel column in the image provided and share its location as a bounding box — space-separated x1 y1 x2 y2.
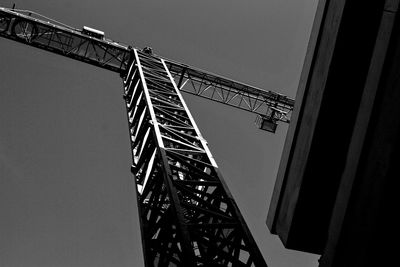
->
123 49 267 267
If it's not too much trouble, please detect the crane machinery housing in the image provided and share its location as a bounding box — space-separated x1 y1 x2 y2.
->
0 6 294 267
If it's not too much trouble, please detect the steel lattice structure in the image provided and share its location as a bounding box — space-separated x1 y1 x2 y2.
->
0 7 131 72
124 49 267 266
0 7 294 132
165 60 294 122
0 6 294 266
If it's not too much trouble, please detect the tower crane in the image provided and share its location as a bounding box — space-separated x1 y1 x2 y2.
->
0 6 294 267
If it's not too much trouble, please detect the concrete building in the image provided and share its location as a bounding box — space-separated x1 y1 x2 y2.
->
267 1 400 266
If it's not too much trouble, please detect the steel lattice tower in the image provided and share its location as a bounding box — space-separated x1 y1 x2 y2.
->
124 49 267 266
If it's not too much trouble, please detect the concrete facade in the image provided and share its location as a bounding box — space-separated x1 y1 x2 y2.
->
267 0 400 265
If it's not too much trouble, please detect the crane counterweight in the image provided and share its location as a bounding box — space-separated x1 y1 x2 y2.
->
82 26 104 40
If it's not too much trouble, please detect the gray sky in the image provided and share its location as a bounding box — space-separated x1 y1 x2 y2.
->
0 1 319 266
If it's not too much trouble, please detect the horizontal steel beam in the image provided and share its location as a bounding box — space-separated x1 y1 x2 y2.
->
0 6 294 127
0 7 130 72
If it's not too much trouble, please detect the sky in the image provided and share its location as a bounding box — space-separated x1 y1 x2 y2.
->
0 1 319 266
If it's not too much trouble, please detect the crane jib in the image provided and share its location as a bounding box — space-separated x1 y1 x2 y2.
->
0 7 294 130
0 7 131 72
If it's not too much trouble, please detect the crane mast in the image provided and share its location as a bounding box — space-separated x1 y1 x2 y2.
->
0 6 293 266
124 49 266 266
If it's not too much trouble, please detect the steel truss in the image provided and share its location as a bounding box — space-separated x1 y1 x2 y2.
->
123 49 268 266
0 7 130 72
0 7 293 129
165 60 294 123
